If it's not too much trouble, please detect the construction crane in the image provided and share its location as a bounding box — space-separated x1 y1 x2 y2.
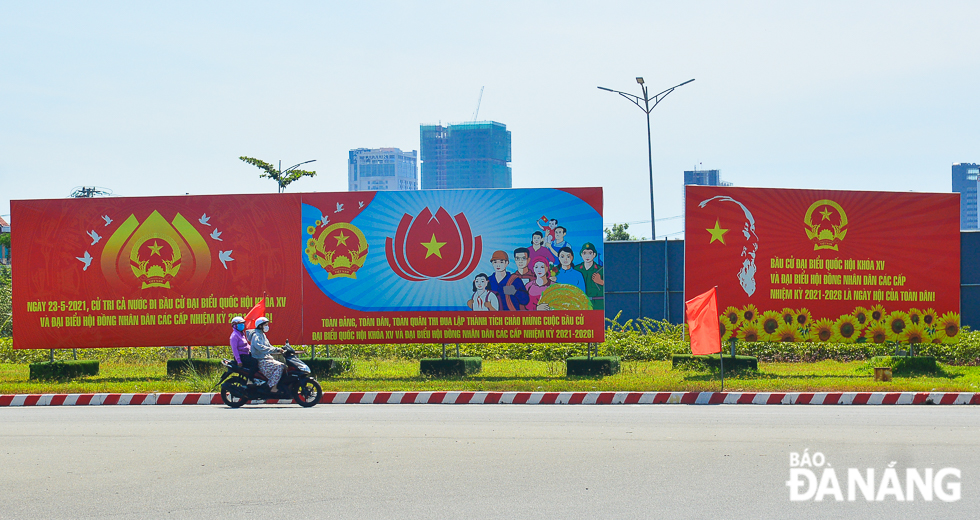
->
472 86 484 121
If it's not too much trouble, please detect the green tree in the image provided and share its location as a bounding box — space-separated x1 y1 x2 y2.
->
0 233 9 248
604 223 638 241
0 266 11 337
239 157 317 193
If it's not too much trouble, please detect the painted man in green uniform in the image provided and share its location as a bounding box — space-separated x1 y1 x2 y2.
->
574 242 604 310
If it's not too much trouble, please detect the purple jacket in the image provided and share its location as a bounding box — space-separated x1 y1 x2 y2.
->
229 330 250 364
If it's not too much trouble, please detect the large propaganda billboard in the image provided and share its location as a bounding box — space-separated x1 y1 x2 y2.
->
685 186 960 344
11 188 604 349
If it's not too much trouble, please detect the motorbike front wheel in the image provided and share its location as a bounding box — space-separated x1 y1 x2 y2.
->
221 378 249 408
292 379 322 407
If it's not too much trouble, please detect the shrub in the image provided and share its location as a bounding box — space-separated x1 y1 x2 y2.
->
166 358 225 377
566 356 620 376
29 360 99 380
299 358 351 378
420 357 482 376
671 354 758 371
869 356 937 374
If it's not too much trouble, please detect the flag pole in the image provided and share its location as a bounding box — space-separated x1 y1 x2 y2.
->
719 350 724 392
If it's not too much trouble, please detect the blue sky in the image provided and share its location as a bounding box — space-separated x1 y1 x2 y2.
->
2 1 978 239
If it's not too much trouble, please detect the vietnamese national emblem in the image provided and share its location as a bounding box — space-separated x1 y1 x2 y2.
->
306 222 368 279
100 210 212 293
804 200 847 251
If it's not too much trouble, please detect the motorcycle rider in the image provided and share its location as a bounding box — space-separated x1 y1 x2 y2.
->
247 316 284 393
229 316 257 374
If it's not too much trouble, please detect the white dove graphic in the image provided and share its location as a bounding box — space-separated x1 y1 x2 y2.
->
358 201 364 208
210 229 223 241
218 250 234 269
199 214 211 226
320 214 330 227
86 230 102 245
76 251 93 271
334 202 344 213
102 215 113 226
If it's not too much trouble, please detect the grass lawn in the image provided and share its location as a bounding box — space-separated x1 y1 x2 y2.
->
3 359 980 394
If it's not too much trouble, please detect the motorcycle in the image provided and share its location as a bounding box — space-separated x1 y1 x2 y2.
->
219 341 323 408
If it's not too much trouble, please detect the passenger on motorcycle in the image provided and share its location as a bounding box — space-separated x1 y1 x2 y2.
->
229 316 257 374
247 316 284 393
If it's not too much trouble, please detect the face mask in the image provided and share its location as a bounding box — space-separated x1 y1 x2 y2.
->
262 324 270 333
235 323 245 331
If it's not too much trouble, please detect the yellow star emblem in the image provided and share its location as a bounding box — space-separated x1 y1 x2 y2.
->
421 234 447 258
819 207 833 220
706 219 728 245
334 231 349 246
148 241 163 256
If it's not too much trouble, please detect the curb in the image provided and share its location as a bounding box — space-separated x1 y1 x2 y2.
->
2 391 979 407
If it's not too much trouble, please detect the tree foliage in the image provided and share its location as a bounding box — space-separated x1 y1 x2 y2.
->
0 233 9 248
0 266 11 337
239 156 316 193
604 223 638 241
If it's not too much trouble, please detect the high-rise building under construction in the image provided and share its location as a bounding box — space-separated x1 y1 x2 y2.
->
420 121 512 189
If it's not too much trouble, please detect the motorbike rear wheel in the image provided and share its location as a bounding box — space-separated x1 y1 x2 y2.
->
292 379 322 407
221 377 249 408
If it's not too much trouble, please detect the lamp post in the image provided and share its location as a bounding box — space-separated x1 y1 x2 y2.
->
278 160 317 193
597 77 693 240
599 77 694 322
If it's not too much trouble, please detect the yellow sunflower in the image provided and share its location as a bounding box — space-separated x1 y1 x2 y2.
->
900 323 930 345
920 308 938 330
810 318 835 342
719 317 734 342
759 310 782 339
740 304 760 324
772 322 801 342
780 307 795 325
906 308 923 327
793 308 813 329
721 306 741 329
865 321 889 344
885 311 910 341
852 306 870 326
935 312 960 343
831 314 862 343
737 321 762 342
868 304 887 323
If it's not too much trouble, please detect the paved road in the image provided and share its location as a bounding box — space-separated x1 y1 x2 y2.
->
1 404 977 519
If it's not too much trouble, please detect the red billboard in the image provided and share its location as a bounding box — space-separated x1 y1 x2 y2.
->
685 186 960 344
11 188 605 349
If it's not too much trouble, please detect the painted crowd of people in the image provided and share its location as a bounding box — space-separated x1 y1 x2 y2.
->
467 217 604 312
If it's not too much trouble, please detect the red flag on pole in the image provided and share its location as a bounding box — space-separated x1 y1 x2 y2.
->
244 298 266 330
686 287 721 355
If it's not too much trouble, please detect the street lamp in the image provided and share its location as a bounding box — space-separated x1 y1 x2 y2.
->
597 77 694 240
599 77 694 322
278 160 316 193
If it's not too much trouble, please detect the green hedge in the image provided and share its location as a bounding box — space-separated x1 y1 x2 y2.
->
566 356 620 376
29 360 100 380
869 356 937 374
299 358 352 378
166 358 225 377
420 357 482 377
671 354 758 371
3 319 979 367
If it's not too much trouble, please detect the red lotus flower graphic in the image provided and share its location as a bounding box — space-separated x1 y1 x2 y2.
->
385 207 482 281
